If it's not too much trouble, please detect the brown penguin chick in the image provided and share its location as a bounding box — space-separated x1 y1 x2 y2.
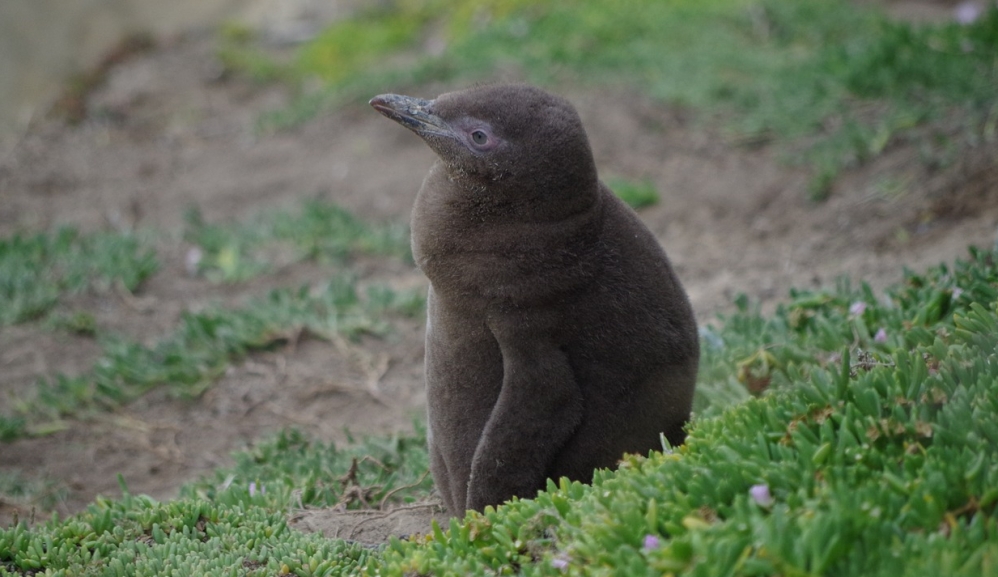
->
370 84 699 516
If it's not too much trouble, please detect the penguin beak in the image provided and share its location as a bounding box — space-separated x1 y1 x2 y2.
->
370 94 452 138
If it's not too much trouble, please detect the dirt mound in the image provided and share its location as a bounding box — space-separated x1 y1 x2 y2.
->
289 498 447 546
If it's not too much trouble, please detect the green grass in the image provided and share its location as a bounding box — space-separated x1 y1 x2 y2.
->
0 228 157 325
3 245 997 575
0 200 422 441
0 490 375 576
234 0 998 195
0 276 424 441
181 426 433 511
692 248 995 417
184 200 411 284
0 429 431 575
607 177 660 210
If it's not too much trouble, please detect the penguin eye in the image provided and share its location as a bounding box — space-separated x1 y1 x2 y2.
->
470 130 489 145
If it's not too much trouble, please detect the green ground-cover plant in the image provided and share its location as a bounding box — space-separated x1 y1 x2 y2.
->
236 0 998 197
0 277 424 441
0 228 157 325
182 427 433 511
184 200 411 283
3 247 996 575
0 430 430 575
0 200 421 441
606 177 660 210
0 487 375 577
694 246 996 417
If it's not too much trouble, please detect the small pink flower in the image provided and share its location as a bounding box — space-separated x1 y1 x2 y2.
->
750 484 774 507
249 482 257 497
185 247 203 277
643 534 661 551
955 2 982 24
849 301 867 316
874 328 888 343
551 555 569 570
952 288 964 299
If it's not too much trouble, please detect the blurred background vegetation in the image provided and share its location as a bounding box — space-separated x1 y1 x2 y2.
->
219 0 998 199
4 0 995 197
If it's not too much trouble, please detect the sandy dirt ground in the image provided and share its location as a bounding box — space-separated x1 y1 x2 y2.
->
1 1 996 540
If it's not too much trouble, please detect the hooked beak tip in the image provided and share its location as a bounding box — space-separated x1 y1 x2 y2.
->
369 93 449 137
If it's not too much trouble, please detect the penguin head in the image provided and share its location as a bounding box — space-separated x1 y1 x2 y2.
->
371 84 598 211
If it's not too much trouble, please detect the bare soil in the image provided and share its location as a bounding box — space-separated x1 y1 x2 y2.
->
1 2 997 541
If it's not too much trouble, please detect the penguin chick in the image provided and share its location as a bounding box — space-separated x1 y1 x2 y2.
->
371 84 699 516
